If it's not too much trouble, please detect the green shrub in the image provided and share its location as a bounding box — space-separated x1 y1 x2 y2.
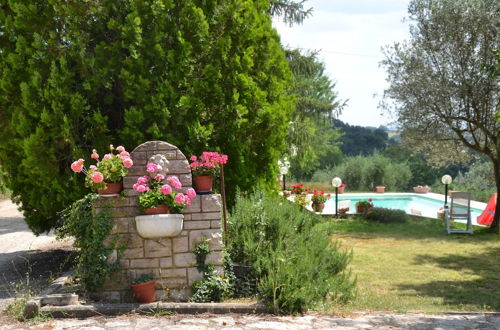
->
365 207 408 223
227 190 355 313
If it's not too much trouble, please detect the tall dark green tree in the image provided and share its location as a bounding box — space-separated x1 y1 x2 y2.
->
381 0 500 232
0 0 294 234
284 49 344 178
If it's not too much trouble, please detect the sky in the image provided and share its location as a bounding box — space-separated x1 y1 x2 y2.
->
273 0 411 128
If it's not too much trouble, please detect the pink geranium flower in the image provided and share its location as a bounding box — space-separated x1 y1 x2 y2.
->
175 193 186 203
122 157 133 168
89 165 97 170
137 176 149 185
135 184 147 192
189 155 197 161
103 153 112 160
119 151 130 158
91 149 99 159
167 176 182 189
116 146 125 152
91 171 104 183
161 184 172 195
70 159 84 173
186 188 196 199
146 163 158 173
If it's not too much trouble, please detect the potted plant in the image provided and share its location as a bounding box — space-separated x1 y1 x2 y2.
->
189 152 228 193
131 274 156 303
310 189 331 213
356 199 374 214
375 185 385 193
291 184 308 206
133 162 196 238
338 183 347 194
71 145 133 195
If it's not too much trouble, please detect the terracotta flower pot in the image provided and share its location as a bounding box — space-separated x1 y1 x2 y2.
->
143 205 170 215
131 280 156 303
356 205 372 214
193 175 213 192
98 182 123 195
338 186 345 194
312 202 324 212
375 186 385 193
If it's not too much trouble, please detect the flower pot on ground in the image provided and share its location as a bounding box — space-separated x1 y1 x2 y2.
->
189 152 228 193
376 186 385 193
193 175 213 192
98 182 123 195
70 145 133 192
310 189 331 213
338 184 346 194
131 274 156 303
312 202 324 212
356 199 374 214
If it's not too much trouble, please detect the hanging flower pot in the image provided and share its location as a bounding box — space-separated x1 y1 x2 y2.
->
193 175 213 192
143 204 170 215
135 214 184 238
131 280 156 303
98 182 123 195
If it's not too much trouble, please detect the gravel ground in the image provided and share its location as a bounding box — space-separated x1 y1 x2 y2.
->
1 199 500 329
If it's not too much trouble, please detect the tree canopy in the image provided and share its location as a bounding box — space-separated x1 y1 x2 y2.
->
0 0 294 233
381 0 500 231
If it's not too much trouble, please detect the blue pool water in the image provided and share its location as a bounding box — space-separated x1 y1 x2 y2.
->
324 194 483 221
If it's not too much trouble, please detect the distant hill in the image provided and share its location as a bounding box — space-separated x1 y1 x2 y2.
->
332 119 390 156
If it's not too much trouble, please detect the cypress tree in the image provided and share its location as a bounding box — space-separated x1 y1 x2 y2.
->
0 0 294 233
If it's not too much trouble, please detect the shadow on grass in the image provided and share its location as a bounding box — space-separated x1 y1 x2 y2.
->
330 216 498 243
397 247 500 310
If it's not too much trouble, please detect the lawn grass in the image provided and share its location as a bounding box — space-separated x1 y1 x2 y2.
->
327 216 500 313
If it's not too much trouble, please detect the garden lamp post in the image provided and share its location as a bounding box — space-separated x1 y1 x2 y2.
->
332 177 342 217
280 166 289 191
441 174 453 207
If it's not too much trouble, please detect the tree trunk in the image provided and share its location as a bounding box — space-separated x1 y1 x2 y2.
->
490 160 500 234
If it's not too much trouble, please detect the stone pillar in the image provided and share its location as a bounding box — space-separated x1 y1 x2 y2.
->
94 141 223 302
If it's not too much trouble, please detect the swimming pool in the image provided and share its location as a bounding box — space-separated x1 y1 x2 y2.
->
322 193 484 224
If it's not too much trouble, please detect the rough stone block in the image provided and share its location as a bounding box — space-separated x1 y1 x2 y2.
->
40 293 79 307
183 221 211 230
187 267 204 285
123 176 140 189
111 218 130 234
159 277 188 289
160 257 173 268
163 160 190 174
123 248 144 259
176 150 188 160
162 268 187 278
120 259 129 268
211 220 221 229
173 253 196 267
205 251 223 265
132 141 157 153
158 150 177 159
144 239 172 258
99 291 121 303
125 189 139 197
182 196 200 213
131 151 148 164
130 258 159 268
111 207 140 218
189 229 223 251
157 141 177 151
191 212 221 221
178 174 192 187
201 194 222 212
173 237 189 253
105 233 143 249
156 288 191 302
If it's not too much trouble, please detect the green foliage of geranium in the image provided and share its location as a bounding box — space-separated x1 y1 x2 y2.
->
0 0 293 234
227 190 355 313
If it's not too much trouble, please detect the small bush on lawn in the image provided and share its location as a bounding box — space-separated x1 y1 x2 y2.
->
227 190 355 313
365 207 408 223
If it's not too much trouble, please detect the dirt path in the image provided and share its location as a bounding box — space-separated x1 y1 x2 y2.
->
0 199 73 310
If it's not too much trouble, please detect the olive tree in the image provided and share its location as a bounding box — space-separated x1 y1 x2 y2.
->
381 0 500 232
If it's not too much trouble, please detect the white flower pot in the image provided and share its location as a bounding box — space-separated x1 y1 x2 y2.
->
135 214 184 239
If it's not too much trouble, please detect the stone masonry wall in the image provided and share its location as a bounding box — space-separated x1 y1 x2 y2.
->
93 141 223 302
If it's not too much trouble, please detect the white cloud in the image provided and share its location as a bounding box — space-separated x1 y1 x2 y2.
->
274 0 411 127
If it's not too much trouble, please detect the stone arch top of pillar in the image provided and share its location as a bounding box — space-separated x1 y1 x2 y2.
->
125 141 192 190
